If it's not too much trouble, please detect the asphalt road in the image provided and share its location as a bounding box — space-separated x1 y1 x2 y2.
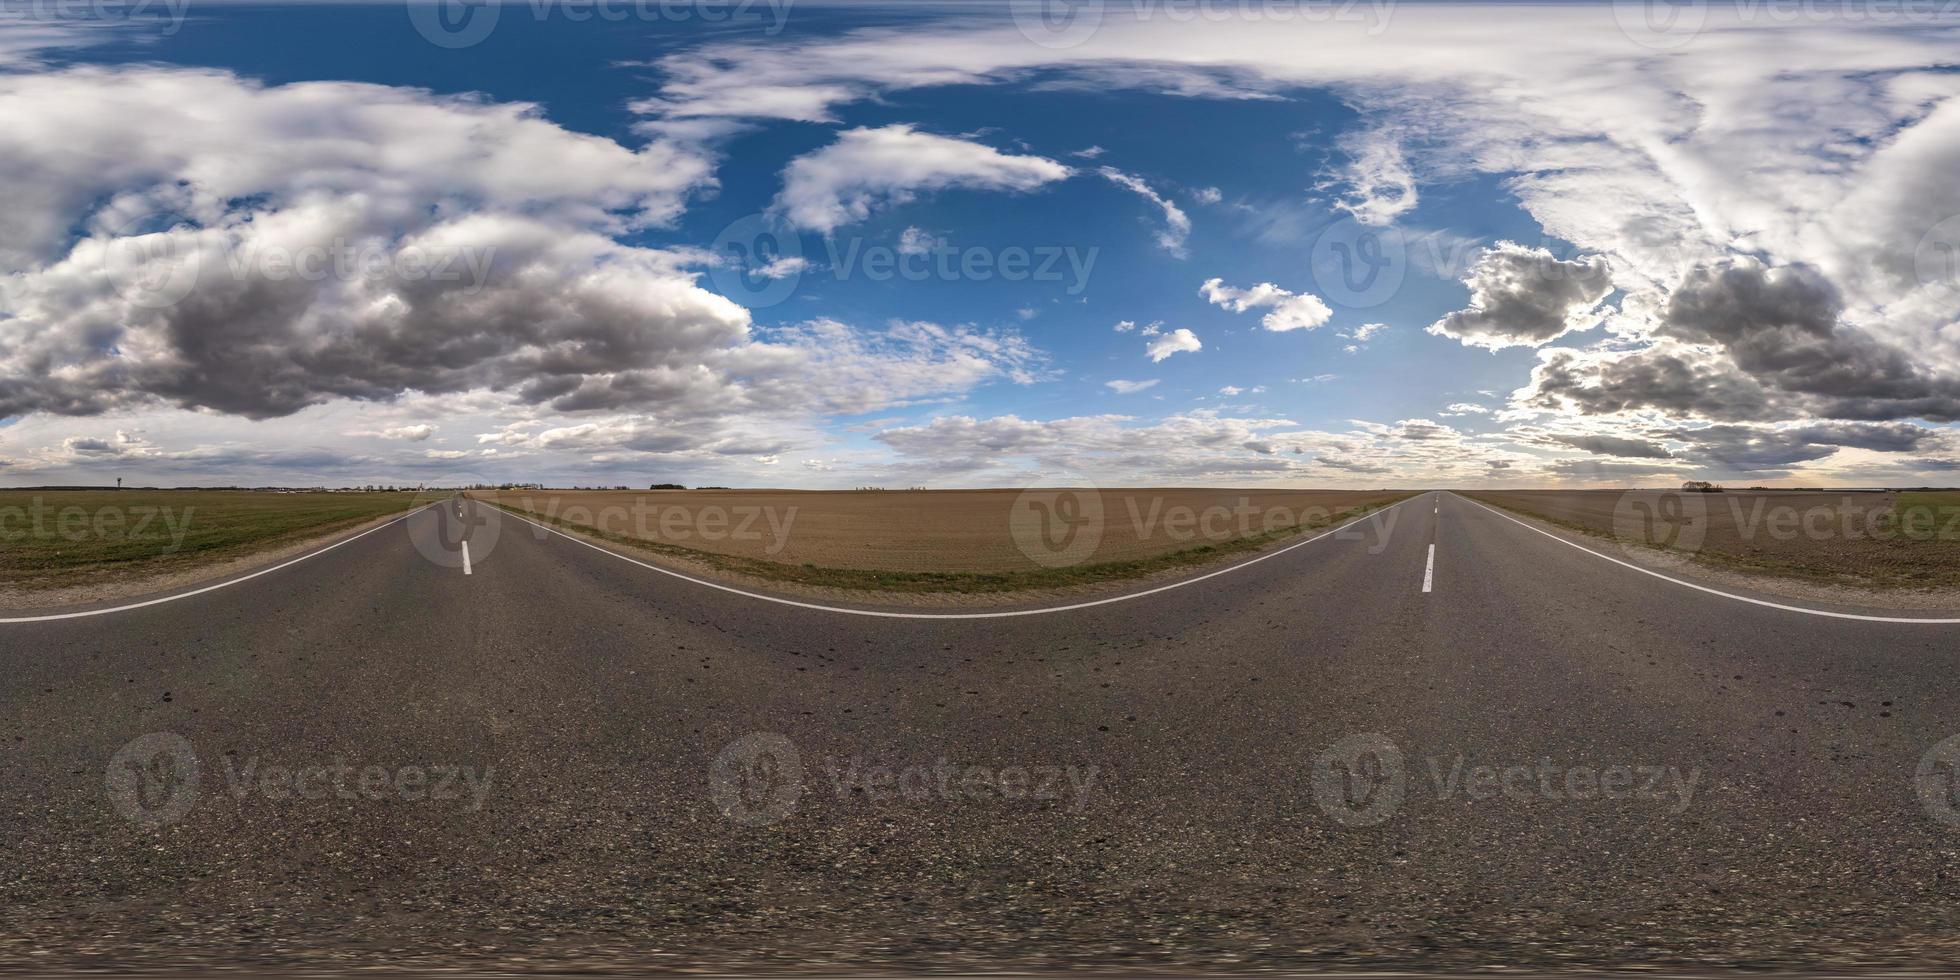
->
5 491 1960 974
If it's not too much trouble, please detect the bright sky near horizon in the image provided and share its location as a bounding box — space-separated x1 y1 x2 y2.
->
3 0 1960 488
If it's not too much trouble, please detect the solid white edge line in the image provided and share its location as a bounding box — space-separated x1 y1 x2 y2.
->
462 540 473 576
0 504 437 625
1453 492 1960 625
1422 543 1435 593
499 496 1416 621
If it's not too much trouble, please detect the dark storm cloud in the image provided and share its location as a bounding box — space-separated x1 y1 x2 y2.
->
1427 242 1614 350
1546 433 1675 459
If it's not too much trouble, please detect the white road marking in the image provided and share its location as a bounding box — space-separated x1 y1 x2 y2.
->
1455 493 1960 625
1422 543 1435 593
0 505 436 625
501 496 1417 621
462 541 473 576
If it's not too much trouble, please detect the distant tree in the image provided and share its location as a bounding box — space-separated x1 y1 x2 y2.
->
1682 480 1723 493
649 483 686 490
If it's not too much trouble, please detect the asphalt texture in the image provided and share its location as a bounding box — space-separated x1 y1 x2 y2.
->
4 491 1960 974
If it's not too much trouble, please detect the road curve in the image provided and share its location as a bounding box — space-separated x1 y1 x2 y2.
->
5 492 1960 973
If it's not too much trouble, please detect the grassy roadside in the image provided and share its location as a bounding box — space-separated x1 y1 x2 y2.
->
482 493 1416 596
1458 491 1960 590
0 490 424 593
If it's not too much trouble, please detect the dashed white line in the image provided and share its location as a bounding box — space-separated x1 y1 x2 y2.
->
1454 493 1960 625
500 496 1416 621
0 505 436 625
1422 543 1435 593
462 541 473 576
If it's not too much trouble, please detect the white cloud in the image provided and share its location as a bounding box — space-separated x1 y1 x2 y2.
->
1192 186 1223 205
1145 328 1202 362
773 124 1071 232
378 425 438 442
1105 379 1161 394
1098 167 1191 258
633 9 1960 432
897 226 943 255
1199 278 1333 332
1112 319 1137 333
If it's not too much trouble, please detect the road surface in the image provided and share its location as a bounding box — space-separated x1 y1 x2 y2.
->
4 491 1960 973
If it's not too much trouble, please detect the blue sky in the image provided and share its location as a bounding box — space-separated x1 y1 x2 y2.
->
1 1 1958 487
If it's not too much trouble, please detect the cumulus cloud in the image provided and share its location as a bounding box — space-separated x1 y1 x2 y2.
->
375 425 437 442
1426 242 1613 350
1098 168 1191 257
897 226 943 255
0 68 1053 482
773 124 1070 232
1145 328 1203 362
1332 133 1418 226
1199 278 1333 332
1652 258 1958 419
1105 379 1160 394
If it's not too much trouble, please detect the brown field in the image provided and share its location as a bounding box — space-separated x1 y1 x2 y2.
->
478 487 1412 594
1465 489 1960 589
